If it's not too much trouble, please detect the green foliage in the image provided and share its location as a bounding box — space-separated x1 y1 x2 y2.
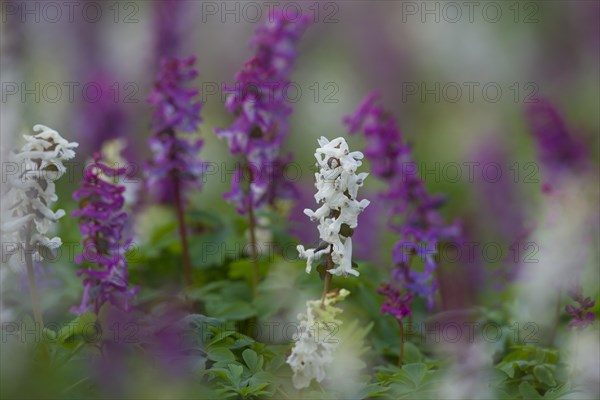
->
494 345 570 398
5 179 598 400
373 362 442 399
201 327 288 399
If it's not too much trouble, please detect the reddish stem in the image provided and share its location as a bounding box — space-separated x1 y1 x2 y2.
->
548 288 562 345
398 320 405 367
247 195 260 299
173 175 193 287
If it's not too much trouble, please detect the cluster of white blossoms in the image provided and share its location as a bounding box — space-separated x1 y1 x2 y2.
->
297 137 370 276
1 125 78 270
286 289 350 389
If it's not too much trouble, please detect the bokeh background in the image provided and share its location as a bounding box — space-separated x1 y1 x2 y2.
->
2 0 598 289
1 0 599 398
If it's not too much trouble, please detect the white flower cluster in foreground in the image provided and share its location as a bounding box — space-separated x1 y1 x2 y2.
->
297 137 369 276
1 125 78 270
287 289 350 389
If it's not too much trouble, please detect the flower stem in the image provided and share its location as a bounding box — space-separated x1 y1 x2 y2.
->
24 229 48 359
398 320 405 367
570 331 580 381
243 163 261 300
247 192 260 299
173 174 193 287
321 250 334 308
548 288 562 345
24 250 44 331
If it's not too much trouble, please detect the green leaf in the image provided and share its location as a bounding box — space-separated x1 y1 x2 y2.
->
242 349 259 372
208 300 256 321
208 330 239 347
42 327 58 342
498 361 517 378
519 382 542 399
230 337 255 349
403 342 423 364
227 364 244 386
402 363 427 386
533 365 556 387
489 368 510 385
56 313 97 348
208 347 236 362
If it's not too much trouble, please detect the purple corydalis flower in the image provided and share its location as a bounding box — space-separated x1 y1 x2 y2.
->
566 284 596 330
75 71 133 160
72 155 137 314
215 9 309 213
343 92 407 179
146 56 204 203
377 283 413 322
153 0 187 62
525 99 588 187
148 56 202 134
470 139 531 287
345 92 461 310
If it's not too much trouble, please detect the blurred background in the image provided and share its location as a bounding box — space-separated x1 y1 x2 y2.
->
1 1 599 397
2 0 598 276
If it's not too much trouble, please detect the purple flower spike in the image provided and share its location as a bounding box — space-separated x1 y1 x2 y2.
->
146 56 205 204
345 93 461 311
76 71 132 159
525 99 588 186
153 0 187 61
148 56 202 134
72 154 138 314
566 284 596 330
215 9 310 213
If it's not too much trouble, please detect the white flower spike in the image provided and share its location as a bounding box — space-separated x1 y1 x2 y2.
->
286 289 350 389
296 137 369 277
1 125 78 270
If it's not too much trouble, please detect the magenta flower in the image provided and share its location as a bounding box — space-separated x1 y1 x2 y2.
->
146 56 205 204
345 92 461 310
153 0 187 62
525 99 588 190
145 56 204 285
148 56 202 134
566 284 596 330
75 71 134 160
215 9 309 213
72 155 138 314
377 284 413 322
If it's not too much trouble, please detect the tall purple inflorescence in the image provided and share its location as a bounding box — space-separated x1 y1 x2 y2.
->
215 9 310 213
525 99 595 333
72 155 138 314
344 92 460 312
525 99 588 192
76 72 133 159
146 56 204 286
153 0 187 63
146 56 204 204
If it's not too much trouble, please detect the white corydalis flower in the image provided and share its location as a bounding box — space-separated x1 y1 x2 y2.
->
297 137 369 277
286 289 350 389
1 125 78 270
